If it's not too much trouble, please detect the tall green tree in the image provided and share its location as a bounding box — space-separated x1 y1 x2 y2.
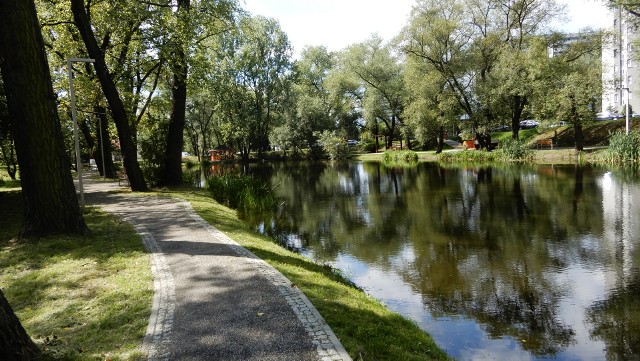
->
1 0 93 355
210 15 293 160
1 0 88 236
533 33 602 151
158 0 238 186
70 0 148 191
271 46 345 157
342 36 405 148
401 0 478 134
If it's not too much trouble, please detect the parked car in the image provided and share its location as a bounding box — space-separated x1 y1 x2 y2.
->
491 125 511 132
347 139 359 146
596 112 623 121
519 119 539 129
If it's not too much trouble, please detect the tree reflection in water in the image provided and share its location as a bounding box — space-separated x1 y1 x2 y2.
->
200 161 640 360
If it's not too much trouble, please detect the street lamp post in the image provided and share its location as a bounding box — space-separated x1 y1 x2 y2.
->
67 57 95 208
626 87 630 135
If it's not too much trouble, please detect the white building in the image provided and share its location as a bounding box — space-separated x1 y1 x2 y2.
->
602 7 640 114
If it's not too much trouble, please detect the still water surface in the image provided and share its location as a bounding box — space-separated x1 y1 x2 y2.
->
206 161 640 360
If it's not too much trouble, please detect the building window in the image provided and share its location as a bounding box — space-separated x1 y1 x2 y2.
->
614 49 618 58
628 43 633 52
615 94 619 103
628 59 632 68
629 75 633 85
614 65 618 73
614 18 617 27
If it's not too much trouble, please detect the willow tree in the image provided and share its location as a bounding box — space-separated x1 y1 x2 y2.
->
341 36 406 148
401 0 478 135
533 33 602 151
210 15 293 160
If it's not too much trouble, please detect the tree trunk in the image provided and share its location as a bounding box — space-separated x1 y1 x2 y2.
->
70 0 148 191
0 0 88 236
160 60 187 186
0 289 40 361
435 126 444 154
574 123 584 151
510 95 526 140
95 106 116 178
159 0 190 187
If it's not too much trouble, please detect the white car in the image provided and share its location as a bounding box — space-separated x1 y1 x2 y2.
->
519 119 539 129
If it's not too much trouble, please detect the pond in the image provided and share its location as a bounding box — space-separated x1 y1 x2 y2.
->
197 161 640 360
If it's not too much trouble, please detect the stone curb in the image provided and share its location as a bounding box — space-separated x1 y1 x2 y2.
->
130 222 176 361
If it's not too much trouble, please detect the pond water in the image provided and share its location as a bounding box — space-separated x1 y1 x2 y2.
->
199 161 640 360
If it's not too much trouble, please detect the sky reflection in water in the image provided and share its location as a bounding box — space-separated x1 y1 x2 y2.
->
232 162 640 360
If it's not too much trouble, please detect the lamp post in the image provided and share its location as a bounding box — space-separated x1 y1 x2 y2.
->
626 87 630 135
67 57 95 208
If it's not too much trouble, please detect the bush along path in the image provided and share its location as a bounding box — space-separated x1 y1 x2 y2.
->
83 175 350 361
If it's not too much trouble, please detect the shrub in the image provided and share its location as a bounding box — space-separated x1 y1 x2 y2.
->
361 141 377 153
383 150 418 164
608 130 640 163
499 138 533 161
316 130 351 160
439 149 498 163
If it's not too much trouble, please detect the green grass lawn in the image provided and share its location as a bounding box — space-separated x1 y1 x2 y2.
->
0 191 152 360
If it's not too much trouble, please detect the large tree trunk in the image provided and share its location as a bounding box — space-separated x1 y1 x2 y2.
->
510 95 526 140
159 0 190 187
160 61 187 186
0 289 40 361
70 0 148 191
574 123 584 151
0 0 88 236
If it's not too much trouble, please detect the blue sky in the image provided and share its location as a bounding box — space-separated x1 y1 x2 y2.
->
242 0 610 57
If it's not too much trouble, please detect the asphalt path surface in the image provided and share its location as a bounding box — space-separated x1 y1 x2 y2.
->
83 174 350 361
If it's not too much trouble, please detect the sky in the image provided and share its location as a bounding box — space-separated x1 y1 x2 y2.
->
242 0 611 57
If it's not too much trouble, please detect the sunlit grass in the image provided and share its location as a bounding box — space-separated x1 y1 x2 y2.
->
0 191 152 360
163 188 450 361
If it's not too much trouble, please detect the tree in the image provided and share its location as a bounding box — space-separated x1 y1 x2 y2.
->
272 46 345 157
0 0 91 355
342 36 405 148
401 0 479 137
210 15 293 160
533 33 602 151
0 289 40 360
0 77 18 180
70 0 148 191
403 63 459 153
0 0 88 236
158 0 238 186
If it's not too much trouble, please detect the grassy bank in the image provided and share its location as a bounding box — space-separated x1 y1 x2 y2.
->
2 174 448 360
163 188 449 361
355 121 629 164
0 190 152 360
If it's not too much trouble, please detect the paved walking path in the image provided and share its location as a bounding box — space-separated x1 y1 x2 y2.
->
82 174 351 361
